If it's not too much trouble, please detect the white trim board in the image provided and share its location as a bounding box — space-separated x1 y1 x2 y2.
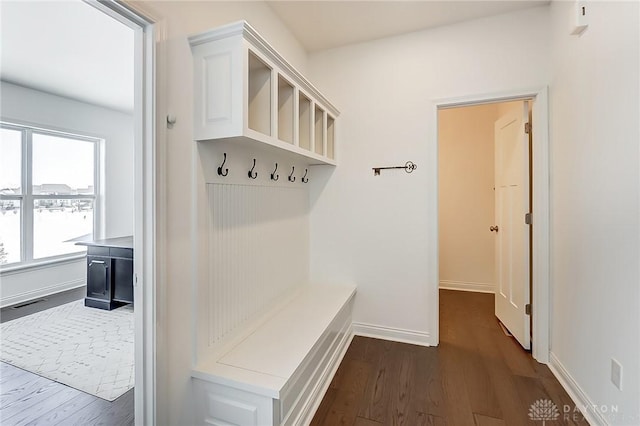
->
352 322 431 347
430 86 550 362
548 352 608 426
0 279 85 309
439 280 495 293
0 254 85 276
83 2 161 425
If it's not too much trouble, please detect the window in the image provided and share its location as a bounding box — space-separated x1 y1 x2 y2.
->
0 123 100 267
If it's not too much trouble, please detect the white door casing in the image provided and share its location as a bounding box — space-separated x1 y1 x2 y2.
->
432 87 550 363
83 1 162 424
494 101 531 350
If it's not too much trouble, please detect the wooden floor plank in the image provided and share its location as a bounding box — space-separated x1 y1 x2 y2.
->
0 364 29 386
310 388 337 426
455 317 503 420
474 413 507 426
356 339 402 424
2 384 80 426
1 374 50 410
50 397 112 426
438 343 477 425
1 379 62 421
23 391 97 426
0 368 45 398
474 326 531 425
493 324 538 378
415 412 447 426
405 345 442 420
354 416 383 426
319 359 371 426
388 348 416 426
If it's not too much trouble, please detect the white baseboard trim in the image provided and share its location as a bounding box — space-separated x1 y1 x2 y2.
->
1 279 85 308
352 322 431 347
439 280 495 293
548 352 608 426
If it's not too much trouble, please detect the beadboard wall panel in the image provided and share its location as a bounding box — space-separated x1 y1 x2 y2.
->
207 183 309 347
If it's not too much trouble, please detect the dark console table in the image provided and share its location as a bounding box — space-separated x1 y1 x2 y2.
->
76 236 133 310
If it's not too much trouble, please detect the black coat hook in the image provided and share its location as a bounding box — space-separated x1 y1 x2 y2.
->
217 153 228 177
288 166 296 182
301 168 309 183
248 158 257 179
271 163 279 181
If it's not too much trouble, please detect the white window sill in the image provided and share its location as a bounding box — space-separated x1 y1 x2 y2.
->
0 254 86 276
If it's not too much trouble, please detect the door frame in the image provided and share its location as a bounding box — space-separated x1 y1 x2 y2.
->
429 87 550 363
84 1 165 424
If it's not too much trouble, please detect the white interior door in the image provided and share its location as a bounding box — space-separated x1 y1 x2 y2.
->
493 102 530 350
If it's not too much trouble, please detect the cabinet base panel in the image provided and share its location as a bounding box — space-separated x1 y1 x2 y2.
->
84 297 125 311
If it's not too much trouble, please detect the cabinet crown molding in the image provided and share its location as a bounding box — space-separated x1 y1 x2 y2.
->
189 20 339 117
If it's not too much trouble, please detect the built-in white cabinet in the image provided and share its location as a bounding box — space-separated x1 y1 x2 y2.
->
189 21 339 165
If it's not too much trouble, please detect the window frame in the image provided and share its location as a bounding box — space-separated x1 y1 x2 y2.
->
0 121 102 270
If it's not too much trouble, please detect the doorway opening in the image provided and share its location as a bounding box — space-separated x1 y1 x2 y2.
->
0 1 158 424
431 88 550 364
438 99 532 347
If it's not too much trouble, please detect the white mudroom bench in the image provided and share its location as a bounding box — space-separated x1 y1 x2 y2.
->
191 284 356 426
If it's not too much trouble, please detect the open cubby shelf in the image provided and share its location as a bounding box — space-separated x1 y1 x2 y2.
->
277 75 294 144
190 21 339 166
298 92 311 152
314 105 324 156
248 52 272 136
327 116 335 160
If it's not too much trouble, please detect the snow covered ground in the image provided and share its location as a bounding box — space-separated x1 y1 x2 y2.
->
0 208 93 265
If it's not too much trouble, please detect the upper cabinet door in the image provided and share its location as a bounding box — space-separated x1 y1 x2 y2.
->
191 35 244 141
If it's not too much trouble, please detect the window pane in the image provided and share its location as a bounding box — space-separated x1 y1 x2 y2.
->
0 128 22 195
32 133 94 195
33 199 93 259
0 200 21 264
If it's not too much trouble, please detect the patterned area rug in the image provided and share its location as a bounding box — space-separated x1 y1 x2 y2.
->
0 300 134 401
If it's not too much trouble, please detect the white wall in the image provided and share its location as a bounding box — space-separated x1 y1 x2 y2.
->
549 1 639 423
136 2 309 424
307 6 551 343
0 81 134 306
438 103 497 292
0 259 85 308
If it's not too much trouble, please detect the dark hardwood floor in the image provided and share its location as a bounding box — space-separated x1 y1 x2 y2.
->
311 289 589 426
0 289 134 426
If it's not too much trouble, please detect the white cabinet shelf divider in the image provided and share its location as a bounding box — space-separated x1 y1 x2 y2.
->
190 21 339 166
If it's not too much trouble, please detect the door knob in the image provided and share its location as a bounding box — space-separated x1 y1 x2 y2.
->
490 226 499 232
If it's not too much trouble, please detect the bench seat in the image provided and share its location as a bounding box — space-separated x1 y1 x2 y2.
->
192 284 356 425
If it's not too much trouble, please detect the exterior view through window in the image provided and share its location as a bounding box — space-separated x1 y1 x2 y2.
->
0 124 99 266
